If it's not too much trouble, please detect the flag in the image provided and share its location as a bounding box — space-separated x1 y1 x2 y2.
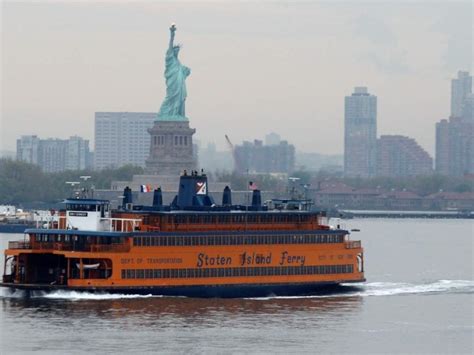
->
140 184 152 193
196 181 207 195
248 181 258 191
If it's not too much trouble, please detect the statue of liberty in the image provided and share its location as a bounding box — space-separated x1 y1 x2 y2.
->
158 24 191 120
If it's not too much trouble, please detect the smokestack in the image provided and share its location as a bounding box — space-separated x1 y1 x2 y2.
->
222 186 232 206
251 189 261 207
122 186 133 208
152 187 163 207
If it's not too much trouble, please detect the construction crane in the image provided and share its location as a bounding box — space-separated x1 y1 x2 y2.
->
225 134 240 172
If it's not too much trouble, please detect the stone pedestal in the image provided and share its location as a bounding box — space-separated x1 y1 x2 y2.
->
145 120 196 175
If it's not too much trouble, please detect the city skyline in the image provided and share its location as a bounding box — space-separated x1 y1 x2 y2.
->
1 1 472 156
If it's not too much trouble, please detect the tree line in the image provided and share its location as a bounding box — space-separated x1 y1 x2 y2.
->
0 158 143 206
212 169 473 196
1 158 471 206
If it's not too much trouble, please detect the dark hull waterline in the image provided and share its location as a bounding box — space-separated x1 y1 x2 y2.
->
0 280 364 298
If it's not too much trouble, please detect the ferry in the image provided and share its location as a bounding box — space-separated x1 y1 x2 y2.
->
1 172 365 297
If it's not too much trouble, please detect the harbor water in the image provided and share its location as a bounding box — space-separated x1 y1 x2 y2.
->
1 219 473 354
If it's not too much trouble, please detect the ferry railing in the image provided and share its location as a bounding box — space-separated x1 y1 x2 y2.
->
34 215 141 233
9 241 131 253
102 217 142 232
8 241 30 249
345 240 361 249
89 244 131 253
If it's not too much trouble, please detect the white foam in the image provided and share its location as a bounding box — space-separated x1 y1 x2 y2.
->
246 280 474 300
0 287 27 298
2 280 473 300
352 279 474 297
35 290 157 300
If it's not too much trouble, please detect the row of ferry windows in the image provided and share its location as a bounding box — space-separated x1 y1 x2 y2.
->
121 264 354 279
34 234 125 244
167 214 312 224
133 234 344 247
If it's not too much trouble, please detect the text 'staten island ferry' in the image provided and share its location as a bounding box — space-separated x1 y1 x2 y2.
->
1 172 365 297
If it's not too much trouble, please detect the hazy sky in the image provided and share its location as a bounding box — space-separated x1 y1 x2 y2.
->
1 0 472 155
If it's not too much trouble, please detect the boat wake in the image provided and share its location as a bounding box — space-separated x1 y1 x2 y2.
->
34 291 157 300
345 279 474 297
1 280 472 300
0 288 157 300
247 279 474 300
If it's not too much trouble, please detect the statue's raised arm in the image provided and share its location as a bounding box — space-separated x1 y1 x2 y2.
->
168 24 176 51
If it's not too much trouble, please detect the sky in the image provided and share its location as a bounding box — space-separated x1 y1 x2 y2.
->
1 0 472 156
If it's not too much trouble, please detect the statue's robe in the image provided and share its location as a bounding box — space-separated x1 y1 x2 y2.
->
158 47 191 119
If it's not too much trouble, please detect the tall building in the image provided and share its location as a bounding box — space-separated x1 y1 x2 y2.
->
436 72 473 176
16 135 40 165
65 136 90 171
16 135 90 172
451 71 472 118
265 132 281 146
39 139 67 173
94 112 156 169
376 135 433 177
234 139 295 174
435 119 450 175
344 87 377 178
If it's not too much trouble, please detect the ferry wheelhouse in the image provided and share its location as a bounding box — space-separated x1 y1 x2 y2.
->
1 172 364 297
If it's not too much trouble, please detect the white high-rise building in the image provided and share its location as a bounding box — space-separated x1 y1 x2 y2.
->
65 136 89 171
16 135 90 172
16 135 40 165
265 132 281 146
451 71 472 118
39 139 67 173
94 112 156 169
344 87 377 178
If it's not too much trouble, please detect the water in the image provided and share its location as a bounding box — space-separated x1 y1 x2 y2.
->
1 219 473 354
